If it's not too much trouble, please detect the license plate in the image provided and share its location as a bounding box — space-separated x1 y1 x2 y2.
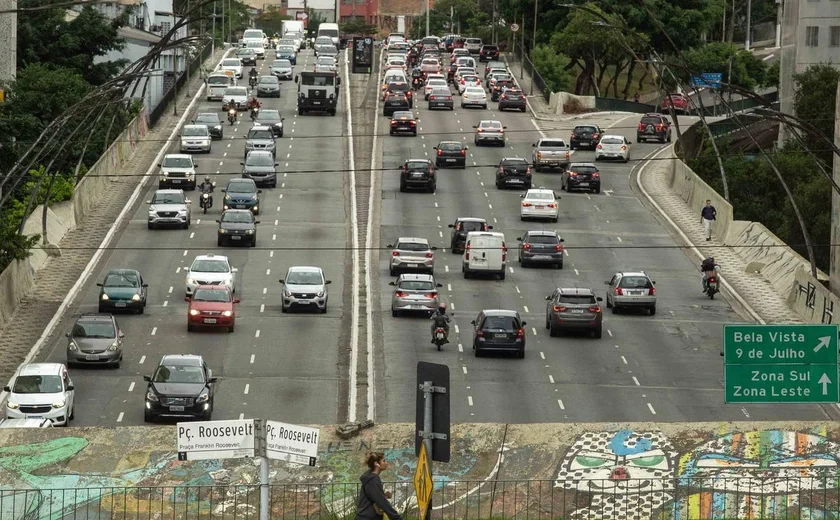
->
581 141 590 145
297 300 310 304
406 263 419 268
231 236 242 240
536 205 545 209
446 159 455 162
571 309 584 314
533 255 552 260
171 179 182 183
313 101 321 105
204 318 217 324
510 179 522 183
114 302 127 308
27 415 44 420
578 182 589 187
169 405 185 412
495 333 508 339
235 205 246 209
85 355 100 361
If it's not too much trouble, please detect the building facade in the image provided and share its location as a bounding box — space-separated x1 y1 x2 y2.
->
286 0 338 24
0 0 17 85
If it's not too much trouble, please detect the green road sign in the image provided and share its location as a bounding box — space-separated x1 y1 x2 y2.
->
723 324 840 404
725 364 839 403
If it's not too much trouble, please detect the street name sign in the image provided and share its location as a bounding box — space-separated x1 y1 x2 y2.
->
176 419 256 461
414 442 433 520
723 324 839 404
265 420 320 466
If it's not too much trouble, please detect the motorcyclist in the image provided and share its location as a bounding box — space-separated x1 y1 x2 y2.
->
248 96 261 119
700 257 720 292
249 67 258 86
429 303 451 344
198 176 215 206
227 107 237 124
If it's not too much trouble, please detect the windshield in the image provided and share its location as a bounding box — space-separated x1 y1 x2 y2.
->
301 75 335 86
152 365 205 384
461 221 484 232
182 127 208 137
247 42 262 48
576 126 597 133
259 76 277 84
192 288 231 302
463 75 479 81
13 375 63 394
406 161 429 170
431 88 450 96
104 272 139 287
526 193 554 201
222 59 241 67
207 76 231 85
465 88 484 94
280 40 294 46
248 130 273 140
502 159 528 166
389 83 409 92
399 281 434 291
558 295 596 304
286 271 323 285
278 46 294 53
428 80 447 87
256 110 280 121
191 260 229 273
319 28 339 38
619 276 653 289
225 87 247 96
227 181 256 193
319 57 335 64
273 60 291 68
243 30 263 39
528 235 559 244
466 38 481 44
541 140 566 148
438 142 462 151
162 157 193 168
237 49 254 56
602 138 623 145
195 115 219 124
72 321 115 339
222 211 253 223
482 121 502 129
422 59 438 66
571 166 598 174
246 153 274 166
482 316 516 329
397 242 429 252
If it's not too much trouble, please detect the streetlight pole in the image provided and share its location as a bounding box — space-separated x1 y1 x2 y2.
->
425 0 430 37
212 3 216 57
173 12 179 115
745 0 752 50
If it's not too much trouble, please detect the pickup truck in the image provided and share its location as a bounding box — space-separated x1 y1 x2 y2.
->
531 138 571 172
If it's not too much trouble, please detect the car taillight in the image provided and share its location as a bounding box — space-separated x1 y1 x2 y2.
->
395 291 407 297
536 151 542 159
437 149 442 156
553 305 567 312
569 172 578 177
649 286 656 295
392 251 399 256
565 151 570 159
460 79 465 84
597 144 603 149
570 132 575 140
522 202 532 207
465 243 470 259
548 203 557 208
406 91 412 97
709 277 716 282
501 94 507 100
502 243 507 262
523 243 531 250
426 292 438 298
592 172 600 178
391 121 398 125
615 287 623 295
525 167 531 174
638 123 646 130
477 128 484 133
656 124 664 131
589 306 602 313
516 328 525 338
426 252 434 258
620 145 627 151
555 244 563 251
455 223 461 230
411 120 417 125
593 133 600 139
446 96 452 100
476 330 484 337
522 94 526 99
460 149 466 156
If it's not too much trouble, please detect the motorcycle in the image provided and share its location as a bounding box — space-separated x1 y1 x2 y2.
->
227 108 237 125
703 272 719 299
249 75 258 88
432 327 448 351
412 77 423 91
250 107 260 121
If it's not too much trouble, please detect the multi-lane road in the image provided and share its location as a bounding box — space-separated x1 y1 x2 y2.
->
26 46 830 427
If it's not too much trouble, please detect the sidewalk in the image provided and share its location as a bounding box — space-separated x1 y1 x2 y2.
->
636 146 801 324
0 48 228 384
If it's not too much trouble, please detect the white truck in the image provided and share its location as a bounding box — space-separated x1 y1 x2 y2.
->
397 16 406 35
282 20 305 37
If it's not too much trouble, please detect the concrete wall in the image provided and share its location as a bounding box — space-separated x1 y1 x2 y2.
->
0 107 149 328
548 91 596 115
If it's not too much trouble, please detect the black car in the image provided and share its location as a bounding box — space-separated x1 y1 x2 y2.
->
400 159 436 193
479 44 499 61
222 178 262 214
192 113 223 139
143 354 217 422
491 79 515 101
545 288 603 338
384 91 411 116
390 111 418 136
561 162 601 193
447 62 459 83
569 124 603 150
217 209 259 247
434 141 467 169
253 109 285 138
97 268 148 313
495 157 532 189
498 89 526 112
428 88 454 110
448 217 492 254
472 310 526 358
386 81 414 108
236 49 257 66
636 113 672 143
517 230 564 268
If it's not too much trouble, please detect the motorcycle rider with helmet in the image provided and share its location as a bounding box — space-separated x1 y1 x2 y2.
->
249 66 259 87
429 302 451 344
247 96 262 119
700 256 720 292
198 176 215 208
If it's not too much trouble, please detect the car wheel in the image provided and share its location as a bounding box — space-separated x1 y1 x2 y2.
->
557 261 564 269
137 305 144 315
183 220 190 229
321 303 328 314
399 183 406 192
595 186 601 194
203 410 212 421
279 132 284 138
188 324 195 332
649 305 656 316
594 156 600 162
549 323 558 337
593 326 603 339
606 297 612 309
545 317 550 330
229 324 235 332
667 132 672 142
251 239 257 248
144 410 154 423
463 269 470 279
217 238 223 247
281 304 288 313
98 305 105 313
520 107 526 112
534 165 541 173
392 309 400 317
612 305 620 314
474 346 482 357
147 223 154 230
499 270 506 281
518 348 525 359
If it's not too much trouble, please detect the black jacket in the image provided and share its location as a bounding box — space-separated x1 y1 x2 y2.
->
356 470 402 520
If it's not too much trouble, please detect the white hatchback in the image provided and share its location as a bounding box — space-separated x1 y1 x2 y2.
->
457 74 482 94
185 254 238 296
595 134 631 163
5 363 75 426
520 188 559 222
461 86 488 108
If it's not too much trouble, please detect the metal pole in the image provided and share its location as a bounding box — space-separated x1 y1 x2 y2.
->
260 455 270 520
422 381 434 520
185 0 191 97
745 0 752 50
228 0 232 45
491 0 496 44
722 4 726 42
212 4 216 57
830 81 840 293
775 0 782 48
173 13 179 115
221 0 225 47
425 0 430 37
532 0 537 56
520 14 524 80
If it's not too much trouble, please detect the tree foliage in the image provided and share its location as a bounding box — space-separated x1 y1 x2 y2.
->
340 19 379 36
677 42 769 91
530 44 573 94
256 5 291 36
792 63 840 163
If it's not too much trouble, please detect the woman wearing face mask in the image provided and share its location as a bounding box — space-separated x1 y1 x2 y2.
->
355 452 403 520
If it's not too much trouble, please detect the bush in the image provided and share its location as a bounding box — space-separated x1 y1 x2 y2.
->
530 44 572 94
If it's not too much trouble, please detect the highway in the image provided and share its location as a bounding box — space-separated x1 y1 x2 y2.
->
371 76 830 423
33 48 353 427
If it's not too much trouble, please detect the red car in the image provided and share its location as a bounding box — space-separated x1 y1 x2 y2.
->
661 93 689 113
186 285 239 333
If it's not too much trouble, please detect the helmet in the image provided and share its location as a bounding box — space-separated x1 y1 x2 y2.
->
706 257 715 264
204 176 211 183
438 302 447 313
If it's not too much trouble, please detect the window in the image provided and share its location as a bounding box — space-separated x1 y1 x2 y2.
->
160 21 171 33
831 26 840 47
806 26 819 47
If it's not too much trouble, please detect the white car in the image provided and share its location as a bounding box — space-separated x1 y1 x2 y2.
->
159 154 198 190
4 363 75 426
220 58 244 79
246 41 265 59
457 74 482 94
179 125 211 153
454 67 476 84
425 79 448 99
317 56 337 71
185 254 238 296
595 134 631 163
222 86 249 111
426 73 446 83
386 56 407 69
461 86 488 108
520 188 559 222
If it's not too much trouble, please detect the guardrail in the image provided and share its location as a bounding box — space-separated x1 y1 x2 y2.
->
3 477 839 519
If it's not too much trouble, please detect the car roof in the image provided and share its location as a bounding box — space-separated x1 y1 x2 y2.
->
437 140 463 146
616 271 650 277
288 265 323 273
479 120 502 125
164 153 192 160
457 217 487 222
482 309 519 317
159 354 204 366
501 156 527 161
222 209 253 215
396 237 430 245
397 273 435 282
105 268 140 275
194 254 229 262
227 178 257 185
557 287 595 296
525 189 555 196
75 313 116 323
196 112 220 118
392 111 415 117
18 363 64 376
569 162 597 167
154 189 185 195
247 150 274 157
600 134 624 139
525 230 559 237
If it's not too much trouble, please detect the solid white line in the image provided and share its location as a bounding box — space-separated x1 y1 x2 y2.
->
647 402 657 415
346 46 361 423
364 53 381 423
632 376 641 386
116 412 124 423
128 382 135 392
250 354 255 364
139 355 146 364
244 384 250 395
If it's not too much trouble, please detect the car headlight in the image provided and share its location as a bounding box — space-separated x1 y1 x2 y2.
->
246 229 254 235
214 125 222 130
317 291 325 297
101 294 110 300
219 228 227 234
145 391 159 402
161 171 169 177
196 391 210 403
222 279 232 286
178 209 187 214
68 340 78 351
251 194 258 200
187 278 197 285
52 400 66 409
131 293 141 301
7 402 19 409
225 195 232 200
222 310 233 317
189 309 200 316
284 290 291 297
108 341 119 351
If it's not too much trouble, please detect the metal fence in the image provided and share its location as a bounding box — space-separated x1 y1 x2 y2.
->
510 46 552 104
5 477 840 519
149 43 214 127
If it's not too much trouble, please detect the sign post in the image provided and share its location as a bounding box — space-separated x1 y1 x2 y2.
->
414 362 450 520
723 324 840 403
414 442 434 520
352 37 373 74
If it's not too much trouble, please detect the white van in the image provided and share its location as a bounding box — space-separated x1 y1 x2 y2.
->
317 23 340 47
206 73 235 101
242 28 268 49
463 231 507 280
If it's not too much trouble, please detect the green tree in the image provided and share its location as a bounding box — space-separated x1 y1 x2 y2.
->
792 63 840 161
306 9 327 37
256 5 291 36
678 42 769 90
530 44 573 93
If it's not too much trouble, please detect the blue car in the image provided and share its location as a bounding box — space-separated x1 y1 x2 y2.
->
276 47 296 65
222 178 262 215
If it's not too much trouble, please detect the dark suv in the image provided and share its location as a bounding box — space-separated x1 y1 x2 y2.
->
479 45 499 61
386 81 414 108
448 217 492 254
222 178 262 214
495 157 532 189
498 88 526 112
544 288 603 338
569 125 603 150
399 159 436 193
517 230 564 268
472 310 526 358
561 162 600 194
636 113 672 143
143 354 217 422
434 141 467 169
384 91 411 116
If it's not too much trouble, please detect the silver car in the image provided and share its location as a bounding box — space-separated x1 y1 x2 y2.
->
605 271 657 315
270 59 293 80
241 150 278 188
147 189 191 229
66 313 124 368
390 273 442 317
256 75 281 97
179 125 211 153
387 237 435 276
474 120 506 146
244 126 276 158
222 86 249 111
279 266 332 313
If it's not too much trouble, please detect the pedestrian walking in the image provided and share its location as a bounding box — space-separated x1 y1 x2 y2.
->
356 452 403 520
700 199 717 241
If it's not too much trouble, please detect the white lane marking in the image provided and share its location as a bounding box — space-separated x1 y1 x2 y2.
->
515 285 520 293
549 375 555 383
117 412 124 423
531 327 537 336
272 234 276 240
279 194 283 199
346 46 363 423
274 220 278 226
450 302 455 310
196 219 201 225
621 355 628 364
523 305 530 313
244 384 250 395
434 202 439 208
540 352 546 359
139 355 146 364
468 396 474 406
168 286 173 294
531 118 547 138
508 266 514 274
183 250 188 256
617 236 623 242
647 403 657 415
447 283 452 291
488 203 493 209
151 327 157 336
574 268 579 275
189 232 194 239
255 329 261 338
454 324 460 334
270 251 274 258
458 343 463 352
564 249 569 256
607 329 613 337
557 399 565 410
632 376 641 386
260 304 265 313
263 288 267 294
128 382 135 392
176 267 181 274
265 269 271 275
462 366 468 375
445 265 449 273
439 231 443 237
163 301 168 307
239 413 245 420
250 354 255 364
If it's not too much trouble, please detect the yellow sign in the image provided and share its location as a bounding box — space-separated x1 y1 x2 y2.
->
414 443 433 520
